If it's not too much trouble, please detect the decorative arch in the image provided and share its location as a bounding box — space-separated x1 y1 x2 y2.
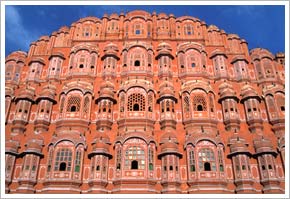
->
58 85 93 119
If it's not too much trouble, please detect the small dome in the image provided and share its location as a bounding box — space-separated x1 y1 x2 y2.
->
110 13 119 19
161 141 178 151
24 134 44 155
157 42 171 49
218 82 237 100
99 87 114 99
228 34 240 39
100 80 114 90
89 132 112 158
5 51 27 63
5 139 20 154
58 26 69 33
240 84 258 97
159 81 175 98
38 35 49 41
158 130 182 158
210 49 227 59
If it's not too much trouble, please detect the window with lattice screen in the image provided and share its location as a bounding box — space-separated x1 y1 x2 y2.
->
209 95 215 112
184 96 190 112
47 147 53 172
116 148 122 170
189 150 195 172
193 95 207 111
218 149 224 172
166 100 170 112
148 53 152 66
127 93 145 111
90 55 96 68
5 154 14 174
148 148 154 170
198 148 216 171
5 96 11 115
83 96 90 114
125 146 145 170
74 150 82 172
148 93 153 112
120 93 125 112
59 97 65 113
67 96 81 112
54 148 73 171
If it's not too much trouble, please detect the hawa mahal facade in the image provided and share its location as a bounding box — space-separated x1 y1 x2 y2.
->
5 10 285 194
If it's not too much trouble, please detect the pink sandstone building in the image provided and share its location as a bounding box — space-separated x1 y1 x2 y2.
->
5 10 285 194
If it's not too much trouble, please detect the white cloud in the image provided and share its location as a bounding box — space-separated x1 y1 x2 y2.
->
221 6 262 18
5 6 37 52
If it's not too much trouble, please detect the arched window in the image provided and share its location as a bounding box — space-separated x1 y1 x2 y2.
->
127 93 145 111
131 160 138 169
198 148 216 171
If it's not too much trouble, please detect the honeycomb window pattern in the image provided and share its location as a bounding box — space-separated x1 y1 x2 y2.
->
127 93 145 111
66 96 81 112
193 95 207 111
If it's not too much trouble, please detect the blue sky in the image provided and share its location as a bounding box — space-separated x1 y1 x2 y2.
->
5 5 285 56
